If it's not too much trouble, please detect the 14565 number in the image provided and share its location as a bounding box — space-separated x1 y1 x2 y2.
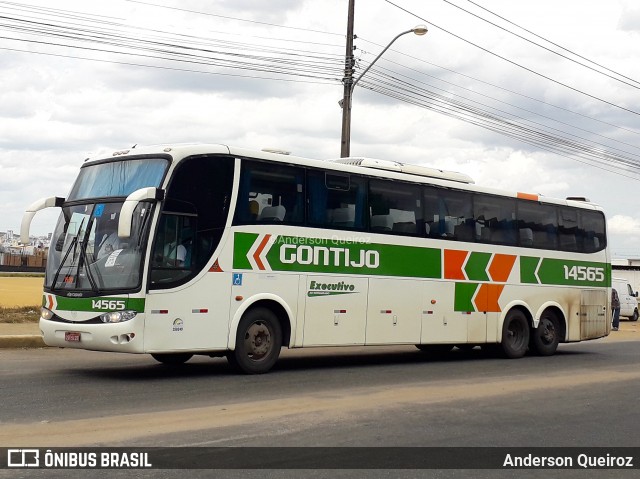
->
563 265 605 282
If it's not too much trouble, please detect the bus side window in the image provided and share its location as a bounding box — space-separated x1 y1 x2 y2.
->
233 160 304 225
441 190 473 241
474 195 516 246
307 170 366 230
558 207 579 252
579 210 606 253
422 188 440 238
369 179 422 236
517 202 558 250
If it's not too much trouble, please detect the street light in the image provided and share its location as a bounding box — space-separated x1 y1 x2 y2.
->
340 25 428 158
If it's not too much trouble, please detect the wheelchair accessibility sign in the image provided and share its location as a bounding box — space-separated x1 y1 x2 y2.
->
232 273 243 286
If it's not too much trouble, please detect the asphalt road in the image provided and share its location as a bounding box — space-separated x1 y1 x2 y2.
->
1 340 639 478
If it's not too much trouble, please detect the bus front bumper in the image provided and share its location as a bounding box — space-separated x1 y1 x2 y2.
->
40 315 145 353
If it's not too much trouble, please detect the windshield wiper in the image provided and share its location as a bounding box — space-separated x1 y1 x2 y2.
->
79 239 101 294
51 217 87 292
51 233 79 292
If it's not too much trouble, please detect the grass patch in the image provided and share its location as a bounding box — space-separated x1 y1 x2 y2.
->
0 272 45 278
0 306 40 323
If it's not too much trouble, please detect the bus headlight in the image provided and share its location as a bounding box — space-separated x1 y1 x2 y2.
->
100 310 137 323
41 307 54 320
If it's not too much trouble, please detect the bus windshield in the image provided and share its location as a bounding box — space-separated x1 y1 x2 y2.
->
44 157 169 294
68 157 168 200
45 201 154 293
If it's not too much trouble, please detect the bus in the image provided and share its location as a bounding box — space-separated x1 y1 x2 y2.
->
21 144 610 373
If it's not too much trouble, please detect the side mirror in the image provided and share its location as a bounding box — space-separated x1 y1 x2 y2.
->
117 188 165 239
21 196 65 244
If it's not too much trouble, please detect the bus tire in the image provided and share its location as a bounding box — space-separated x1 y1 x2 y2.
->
151 353 193 365
228 307 282 374
530 310 560 356
500 310 529 359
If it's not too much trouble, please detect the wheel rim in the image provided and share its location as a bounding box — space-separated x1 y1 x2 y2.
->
244 321 272 361
539 318 556 346
507 319 527 350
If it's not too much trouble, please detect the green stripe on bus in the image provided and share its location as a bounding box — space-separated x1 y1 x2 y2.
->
233 233 610 287
520 256 541 284
233 232 259 270
464 252 491 281
520 257 609 287
54 296 146 312
454 282 477 312
254 234 441 278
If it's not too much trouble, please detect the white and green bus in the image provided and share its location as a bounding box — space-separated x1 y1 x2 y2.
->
22 144 610 373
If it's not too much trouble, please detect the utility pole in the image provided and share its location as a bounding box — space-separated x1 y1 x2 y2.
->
340 0 355 158
339 1 426 158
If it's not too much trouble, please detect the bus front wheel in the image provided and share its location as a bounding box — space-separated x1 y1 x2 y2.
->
228 307 282 374
500 310 530 359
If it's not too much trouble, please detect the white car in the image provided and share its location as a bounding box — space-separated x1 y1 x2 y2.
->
612 278 639 321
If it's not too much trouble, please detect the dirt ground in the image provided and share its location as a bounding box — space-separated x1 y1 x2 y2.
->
0 276 43 308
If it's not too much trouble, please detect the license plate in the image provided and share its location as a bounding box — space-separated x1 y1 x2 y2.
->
65 331 81 342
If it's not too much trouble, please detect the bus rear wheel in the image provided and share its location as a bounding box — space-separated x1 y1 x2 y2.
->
500 310 529 359
151 353 193 365
228 307 282 374
530 311 560 356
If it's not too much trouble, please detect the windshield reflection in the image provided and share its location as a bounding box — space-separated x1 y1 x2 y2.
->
46 202 153 293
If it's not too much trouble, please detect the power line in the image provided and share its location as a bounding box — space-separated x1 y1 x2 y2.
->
357 36 640 137
441 0 640 90
463 0 640 89
125 0 345 37
4 0 640 180
0 46 340 84
353 65 640 179
0 12 345 79
362 49 640 155
383 0 640 117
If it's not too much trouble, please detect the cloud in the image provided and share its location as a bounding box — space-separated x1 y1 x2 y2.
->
608 215 640 235
618 6 640 32
2 0 640 259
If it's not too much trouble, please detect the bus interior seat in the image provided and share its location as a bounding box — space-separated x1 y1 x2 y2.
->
259 205 286 222
371 215 393 231
454 222 475 242
442 219 455 238
519 228 533 246
480 226 492 242
393 222 417 234
332 207 355 227
559 233 577 251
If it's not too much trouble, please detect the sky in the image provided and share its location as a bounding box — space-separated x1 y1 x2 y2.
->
2 0 640 258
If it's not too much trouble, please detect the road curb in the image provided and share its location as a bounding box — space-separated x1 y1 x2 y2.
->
0 335 46 349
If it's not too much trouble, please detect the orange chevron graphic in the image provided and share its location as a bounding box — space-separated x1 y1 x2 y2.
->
488 254 516 282
474 284 505 312
253 234 272 270
44 293 55 310
444 249 468 280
